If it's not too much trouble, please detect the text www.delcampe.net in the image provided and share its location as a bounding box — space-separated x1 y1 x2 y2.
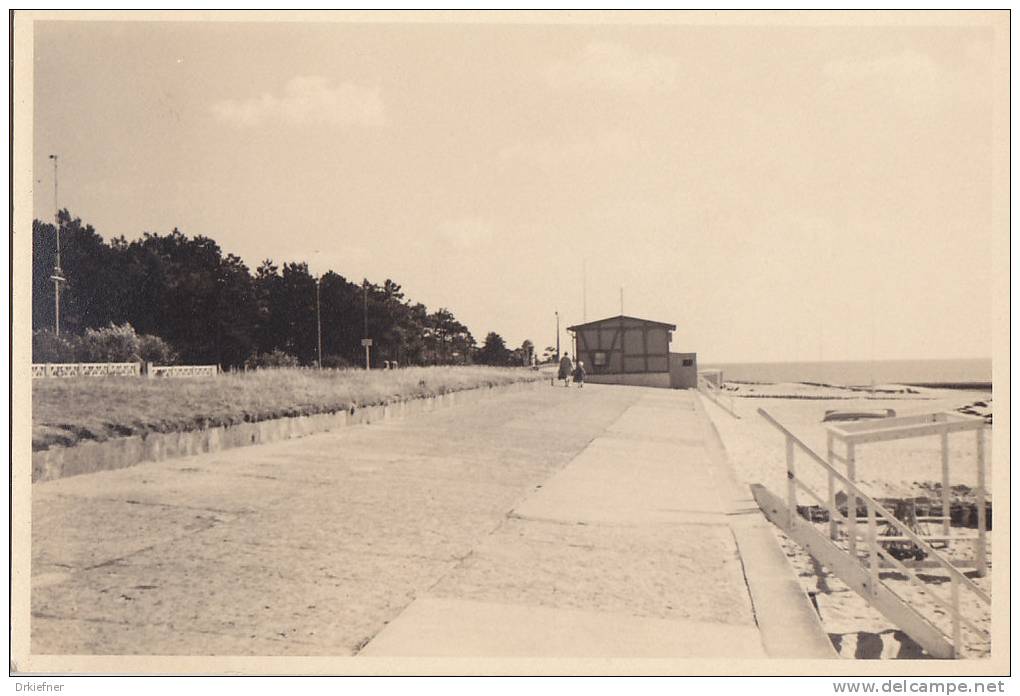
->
834 681 1006 694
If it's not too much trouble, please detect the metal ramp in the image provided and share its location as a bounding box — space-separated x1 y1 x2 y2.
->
753 408 991 659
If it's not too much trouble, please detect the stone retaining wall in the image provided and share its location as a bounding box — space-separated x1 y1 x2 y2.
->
32 379 542 483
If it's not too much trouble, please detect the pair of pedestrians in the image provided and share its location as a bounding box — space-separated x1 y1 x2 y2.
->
556 353 585 388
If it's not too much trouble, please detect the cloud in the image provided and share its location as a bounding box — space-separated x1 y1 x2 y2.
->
211 76 386 127
545 42 679 91
823 49 938 87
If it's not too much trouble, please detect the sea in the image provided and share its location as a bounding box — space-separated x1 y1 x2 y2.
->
698 358 992 388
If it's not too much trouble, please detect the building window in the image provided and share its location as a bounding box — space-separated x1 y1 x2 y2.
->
682 359 694 367
594 351 607 366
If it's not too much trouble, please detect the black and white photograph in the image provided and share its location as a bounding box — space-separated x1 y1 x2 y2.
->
9 9 1011 683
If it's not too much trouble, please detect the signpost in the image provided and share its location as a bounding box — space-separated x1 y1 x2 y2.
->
555 310 560 362
361 281 372 369
361 338 373 369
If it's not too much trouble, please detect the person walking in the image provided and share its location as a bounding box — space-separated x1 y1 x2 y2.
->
573 361 586 388
557 353 573 387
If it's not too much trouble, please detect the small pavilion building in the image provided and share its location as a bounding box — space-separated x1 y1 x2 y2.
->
567 314 697 389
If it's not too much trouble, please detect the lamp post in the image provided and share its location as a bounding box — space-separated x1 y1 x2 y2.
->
48 154 65 335
555 310 560 362
315 276 322 368
362 281 372 370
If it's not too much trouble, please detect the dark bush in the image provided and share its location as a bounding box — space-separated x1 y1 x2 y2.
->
138 334 178 365
244 349 300 370
76 323 141 362
32 330 77 363
321 354 352 369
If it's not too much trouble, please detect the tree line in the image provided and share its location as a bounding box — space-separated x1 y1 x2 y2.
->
32 211 534 369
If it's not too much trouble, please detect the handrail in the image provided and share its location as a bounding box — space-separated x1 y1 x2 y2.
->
757 407 988 604
872 543 989 641
758 404 987 653
758 407 991 657
813 481 987 640
698 374 740 418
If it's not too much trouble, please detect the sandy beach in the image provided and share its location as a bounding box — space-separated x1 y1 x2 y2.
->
701 381 993 659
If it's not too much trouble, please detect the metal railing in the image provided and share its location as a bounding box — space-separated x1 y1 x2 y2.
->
758 407 990 658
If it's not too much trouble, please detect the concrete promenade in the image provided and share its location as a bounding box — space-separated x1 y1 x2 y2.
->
30 383 830 659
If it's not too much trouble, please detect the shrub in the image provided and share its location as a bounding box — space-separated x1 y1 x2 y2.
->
321 354 352 369
32 330 77 363
76 323 141 363
244 349 300 370
138 334 178 365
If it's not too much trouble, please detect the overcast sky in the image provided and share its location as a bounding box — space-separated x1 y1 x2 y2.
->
31 16 1004 362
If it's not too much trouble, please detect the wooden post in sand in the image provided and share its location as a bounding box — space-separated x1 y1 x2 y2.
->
867 503 879 596
846 442 857 558
827 431 838 540
940 430 951 536
786 436 797 528
934 430 950 538
975 427 987 577
951 574 962 657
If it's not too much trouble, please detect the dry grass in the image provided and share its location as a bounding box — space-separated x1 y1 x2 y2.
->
32 366 544 451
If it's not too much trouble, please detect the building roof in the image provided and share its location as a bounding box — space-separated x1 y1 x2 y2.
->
566 314 677 332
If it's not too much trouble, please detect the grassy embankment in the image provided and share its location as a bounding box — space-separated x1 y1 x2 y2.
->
32 366 543 451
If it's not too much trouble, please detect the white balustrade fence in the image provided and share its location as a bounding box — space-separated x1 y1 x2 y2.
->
31 363 219 379
31 362 140 378
149 364 219 378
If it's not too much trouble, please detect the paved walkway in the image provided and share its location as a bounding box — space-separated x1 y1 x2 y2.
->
30 383 829 658
362 388 764 658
